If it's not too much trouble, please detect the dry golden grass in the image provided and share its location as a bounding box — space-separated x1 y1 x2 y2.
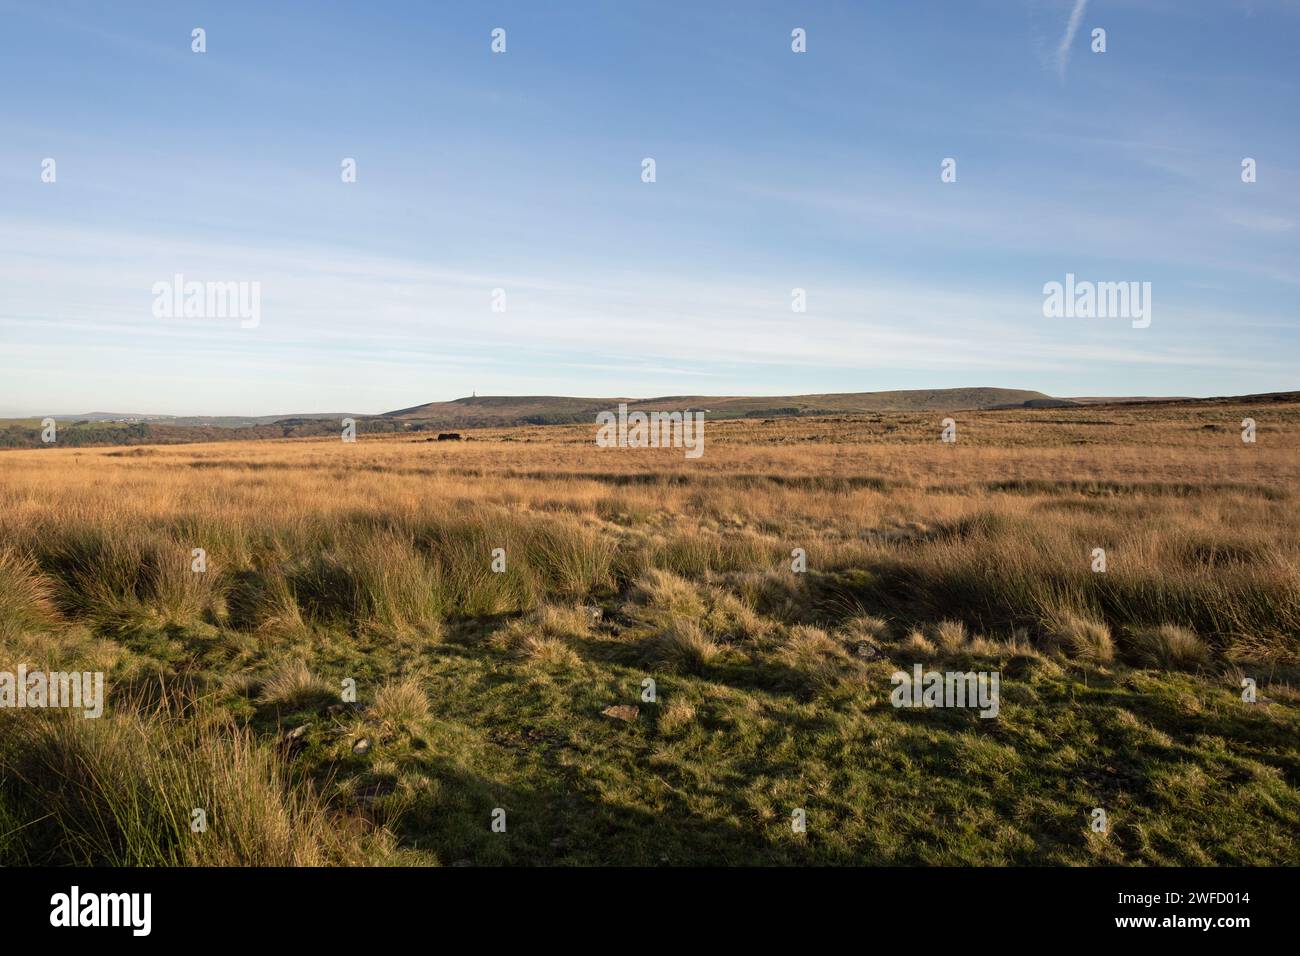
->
371 677 431 729
489 604 590 665
258 660 336 710
1 399 1298 865
1129 624 1211 671
0 689 379 866
6 402 1292 661
646 618 722 674
1045 611 1116 664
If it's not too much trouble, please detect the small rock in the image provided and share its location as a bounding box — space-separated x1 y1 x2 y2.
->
601 704 639 722
352 737 371 755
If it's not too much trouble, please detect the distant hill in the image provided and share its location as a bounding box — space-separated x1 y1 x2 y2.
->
46 412 356 428
1068 390 1300 408
384 388 1071 427
0 418 411 449
6 388 1298 450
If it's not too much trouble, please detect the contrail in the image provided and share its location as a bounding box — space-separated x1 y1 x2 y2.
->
1056 0 1089 78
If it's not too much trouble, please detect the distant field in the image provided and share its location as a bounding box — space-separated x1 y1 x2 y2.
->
1 401 1298 865
0 387 1080 447
9 388 1297 448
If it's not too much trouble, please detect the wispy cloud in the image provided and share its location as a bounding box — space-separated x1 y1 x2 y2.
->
1056 0 1090 78
1 218 1294 415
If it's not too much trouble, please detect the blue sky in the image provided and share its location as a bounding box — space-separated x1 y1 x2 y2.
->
1 0 1297 415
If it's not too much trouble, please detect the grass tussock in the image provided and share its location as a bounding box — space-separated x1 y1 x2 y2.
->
646 618 721 674
933 619 968 653
1128 624 1211 671
371 677 430 730
489 604 590 665
0 692 380 866
1044 610 1115 664
257 660 337 711
777 624 857 694
0 548 60 641
899 629 937 659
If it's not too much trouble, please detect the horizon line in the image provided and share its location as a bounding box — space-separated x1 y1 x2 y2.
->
10 384 1300 421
